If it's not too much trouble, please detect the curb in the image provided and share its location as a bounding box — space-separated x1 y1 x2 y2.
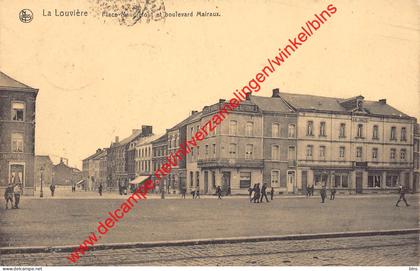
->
1 228 418 255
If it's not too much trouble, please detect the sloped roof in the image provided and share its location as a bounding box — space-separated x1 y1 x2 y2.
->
0 71 37 92
118 129 144 146
135 133 163 146
92 149 107 160
250 95 294 113
279 92 411 118
151 133 167 144
83 150 104 161
168 111 201 131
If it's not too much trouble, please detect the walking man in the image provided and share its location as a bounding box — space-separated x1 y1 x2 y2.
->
181 188 186 199
396 184 410 207
320 186 327 203
98 183 103 196
310 184 315 196
270 187 274 201
249 185 255 202
50 183 56 197
260 183 269 203
330 187 336 200
216 186 222 199
4 184 14 209
195 186 201 199
253 184 261 203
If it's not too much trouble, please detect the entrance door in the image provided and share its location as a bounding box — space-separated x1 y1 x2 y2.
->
301 171 308 194
287 170 295 193
222 171 231 192
356 172 363 194
10 164 24 186
204 171 209 194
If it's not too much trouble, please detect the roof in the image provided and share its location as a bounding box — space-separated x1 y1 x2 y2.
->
92 150 107 160
35 155 53 164
135 134 163 147
0 71 37 92
151 133 167 144
250 95 293 113
168 111 201 131
278 92 411 118
83 149 105 161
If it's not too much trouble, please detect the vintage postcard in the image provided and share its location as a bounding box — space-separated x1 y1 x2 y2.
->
0 0 419 269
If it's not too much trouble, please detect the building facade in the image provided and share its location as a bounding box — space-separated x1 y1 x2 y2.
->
413 124 420 192
151 133 168 191
0 71 38 195
52 158 82 186
34 155 54 188
134 134 160 178
278 92 416 194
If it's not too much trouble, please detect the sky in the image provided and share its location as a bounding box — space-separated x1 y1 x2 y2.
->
0 0 419 169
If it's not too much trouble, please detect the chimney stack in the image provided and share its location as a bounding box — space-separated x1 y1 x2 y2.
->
96 148 102 153
219 99 226 103
141 125 153 136
379 99 387 104
191 110 198 115
272 88 280 98
115 136 119 143
246 91 252 100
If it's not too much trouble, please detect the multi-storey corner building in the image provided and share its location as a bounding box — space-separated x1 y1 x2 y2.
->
278 92 416 194
82 148 107 190
107 125 153 189
0 71 38 195
414 124 420 192
151 133 168 190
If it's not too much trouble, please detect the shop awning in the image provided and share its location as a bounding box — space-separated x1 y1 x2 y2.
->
129 175 150 185
76 179 85 185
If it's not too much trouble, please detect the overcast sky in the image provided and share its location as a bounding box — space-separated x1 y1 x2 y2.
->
1 0 419 169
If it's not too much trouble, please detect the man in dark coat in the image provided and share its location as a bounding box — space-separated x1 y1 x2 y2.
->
13 183 22 208
98 183 103 196
396 184 410 207
216 186 222 199
4 184 14 209
270 187 274 200
260 183 269 203
330 187 336 200
50 184 56 197
320 186 327 203
253 184 260 203
249 184 256 202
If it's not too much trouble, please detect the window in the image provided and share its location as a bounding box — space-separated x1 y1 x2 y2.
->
319 146 326 159
288 146 295 161
12 102 25 121
271 170 280 187
197 146 200 156
386 174 399 187
272 123 279 137
372 125 379 139
190 171 194 187
390 148 396 160
229 120 237 135
205 145 209 156
314 172 328 186
400 149 406 161
357 124 363 138
11 133 23 152
229 143 237 157
212 144 216 156
245 121 253 136
390 127 397 140
271 145 280 160
190 127 194 137
339 146 345 158
319 122 326 137
240 172 251 188
211 171 216 188
339 123 346 138
401 127 407 141
356 147 362 158
307 121 314 136
288 124 296 138
334 173 349 188
368 174 381 188
306 145 313 158
245 144 253 159
372 148 378 160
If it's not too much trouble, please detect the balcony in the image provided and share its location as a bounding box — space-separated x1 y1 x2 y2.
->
197 158 264 169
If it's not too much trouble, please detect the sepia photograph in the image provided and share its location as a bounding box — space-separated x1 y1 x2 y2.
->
0 0 419 269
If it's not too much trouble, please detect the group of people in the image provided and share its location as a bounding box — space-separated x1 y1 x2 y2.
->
249 183 274 203
4 182 22 209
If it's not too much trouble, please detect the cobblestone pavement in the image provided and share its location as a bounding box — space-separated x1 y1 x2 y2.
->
1 234 418 266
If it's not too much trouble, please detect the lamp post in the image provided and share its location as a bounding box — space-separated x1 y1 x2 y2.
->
40 166 44 198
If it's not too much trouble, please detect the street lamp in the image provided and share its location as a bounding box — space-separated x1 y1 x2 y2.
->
40 166 44 198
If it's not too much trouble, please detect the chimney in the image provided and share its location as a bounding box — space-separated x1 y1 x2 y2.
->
60 158 63 164
191 110 198 115
246 91 252 100
219 99 226 103
379 99 387 104
141 125 153 136
115 136 119 143
96 148 102 153
272 88 280 98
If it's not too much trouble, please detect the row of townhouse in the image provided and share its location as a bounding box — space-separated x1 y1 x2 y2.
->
83 88 418 195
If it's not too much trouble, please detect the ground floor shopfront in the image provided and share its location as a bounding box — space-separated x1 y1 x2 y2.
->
0 153 34 196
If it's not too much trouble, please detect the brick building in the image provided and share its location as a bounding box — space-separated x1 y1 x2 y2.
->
52 158 82 186
0 71 38 195
34 155 54 187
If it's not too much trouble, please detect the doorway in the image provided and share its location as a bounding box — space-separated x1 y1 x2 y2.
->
356 172 363 194
204 171 209 194
222 171 231 192
287 170 295 193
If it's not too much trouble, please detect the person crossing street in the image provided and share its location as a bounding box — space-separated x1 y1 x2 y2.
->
396 184 410 207
260 183 269 203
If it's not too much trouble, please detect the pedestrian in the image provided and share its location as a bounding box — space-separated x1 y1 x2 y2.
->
216 186 222 199
72 183 76 192
13 183 22 209
181 188 186 199
50 183 56 197
4 184 14 209
270 187 274 200
320 186 327 203
191 187 196 199
260 183 269 203
98 183 103 196
227 187 231 196
248 186 253 201
195 186 201 199
330 187 336 200
310 184 314 196
253 183 261 203
396 184 410 207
